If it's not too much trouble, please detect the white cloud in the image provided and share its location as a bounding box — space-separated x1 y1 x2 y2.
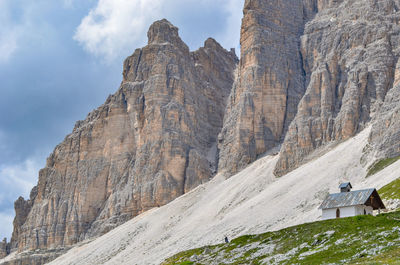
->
74 0 164 60
0 31 18 63
0 157 42 240
221 0 242 53
74 0 242 60
0 0 45 64
0 0 20 63
0 212 13 241
0 158 41 202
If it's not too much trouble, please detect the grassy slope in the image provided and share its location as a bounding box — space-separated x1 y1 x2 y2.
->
367 156 400 177
379 178 400 200
162 211 400 265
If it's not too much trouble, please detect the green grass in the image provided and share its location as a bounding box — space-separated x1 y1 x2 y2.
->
349 247 400 265
162 211 400 265
367 156 400 177
378 178 400 200
348 247 400 264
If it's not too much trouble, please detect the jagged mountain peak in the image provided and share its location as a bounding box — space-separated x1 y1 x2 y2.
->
2 14 238 264
3 0 400 264
147 19 185 47
203 37 220 49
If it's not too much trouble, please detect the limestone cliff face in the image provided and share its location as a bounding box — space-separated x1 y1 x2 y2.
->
6 1 400 264
275 0 400 175
217 0 400 177
10 187 37 251
218 0 317 175
0 239 9 259
369 59 400 160
10 19 237 253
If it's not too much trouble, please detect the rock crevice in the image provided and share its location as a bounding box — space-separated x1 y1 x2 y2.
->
218 0 316 175
275 0 400 175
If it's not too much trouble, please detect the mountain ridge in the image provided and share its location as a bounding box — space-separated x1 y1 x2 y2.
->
3 18 238 265
3 0 400 264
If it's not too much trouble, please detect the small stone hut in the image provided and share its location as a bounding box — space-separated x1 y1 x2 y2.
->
319 182 386 220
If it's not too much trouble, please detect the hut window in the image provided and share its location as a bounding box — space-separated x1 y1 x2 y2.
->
336 208 340 218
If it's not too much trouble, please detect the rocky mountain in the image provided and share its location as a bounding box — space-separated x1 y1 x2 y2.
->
219 0 400 177
3 0 400 264
217 0 312 175
0 239 8 259
28 124 400 265
369 65 400 160
275 0 400 176
4 18 237 261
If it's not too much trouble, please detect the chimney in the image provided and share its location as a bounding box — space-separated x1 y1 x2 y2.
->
339 182 352 193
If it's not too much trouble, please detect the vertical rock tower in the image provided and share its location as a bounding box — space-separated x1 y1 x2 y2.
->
275 0 400 175
218 0 315 175
10 19 238 253
6 1 400 264
0 239 9 259
218 0 400 176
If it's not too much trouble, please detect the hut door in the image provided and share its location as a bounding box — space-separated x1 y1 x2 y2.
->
336 208 340 218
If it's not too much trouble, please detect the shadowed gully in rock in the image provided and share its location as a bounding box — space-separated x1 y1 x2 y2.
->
275 0 400 176
218 0 318 176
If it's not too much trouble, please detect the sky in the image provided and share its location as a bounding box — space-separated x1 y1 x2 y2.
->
0 0 242 241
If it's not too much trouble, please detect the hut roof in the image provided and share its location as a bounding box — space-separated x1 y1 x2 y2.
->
319 188 385 210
